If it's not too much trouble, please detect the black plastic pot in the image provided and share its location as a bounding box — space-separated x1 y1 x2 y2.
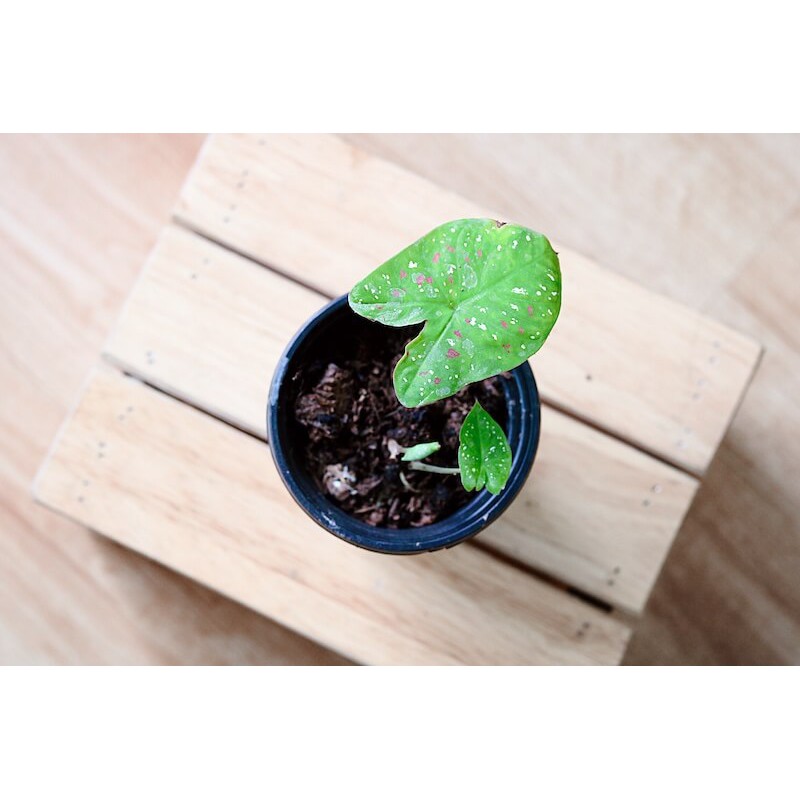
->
267 294 541 555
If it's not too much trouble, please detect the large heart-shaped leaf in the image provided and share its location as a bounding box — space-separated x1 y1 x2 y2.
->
348 218 561 407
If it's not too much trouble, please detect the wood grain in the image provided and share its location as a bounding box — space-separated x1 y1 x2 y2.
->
0 134 345 665
345 134 800 665
104 223 698 614
6 134 798 664
34 368 631 665
174 134 761 476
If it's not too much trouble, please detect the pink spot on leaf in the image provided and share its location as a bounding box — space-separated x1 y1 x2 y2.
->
454 330 462 338
501 320 508 329
518 327 525 334
399 270 408 278
433 252 441 264
446 348 460 359
503 343 511 353
527 305 534 316
446 245 455 253
415 274 425 285
464 255 470 263
426 276 433 284
434 377 441 385
477 249 483 258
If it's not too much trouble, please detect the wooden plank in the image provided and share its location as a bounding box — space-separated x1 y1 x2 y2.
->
33 368 631 665
106 224 325 438
174 133 761 476
104 224 698 614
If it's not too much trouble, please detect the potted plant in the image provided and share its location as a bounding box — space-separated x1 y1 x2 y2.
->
267 218 561 554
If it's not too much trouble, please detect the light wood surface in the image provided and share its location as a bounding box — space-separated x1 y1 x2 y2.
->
175 134 761 476
4 134 798 664
35 367 630 665
34 134 753 662
346 134 800 665
1 134 345 665
104 223 698 615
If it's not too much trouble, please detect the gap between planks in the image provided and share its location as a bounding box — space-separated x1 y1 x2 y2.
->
34 365 631 665
99 363 620 619
171 133 763 477
169 219 710 480
102 223 700 617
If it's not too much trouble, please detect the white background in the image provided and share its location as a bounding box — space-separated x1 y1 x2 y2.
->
2 2 797 797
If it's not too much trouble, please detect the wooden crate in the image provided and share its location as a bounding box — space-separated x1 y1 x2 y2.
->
33 134 762 664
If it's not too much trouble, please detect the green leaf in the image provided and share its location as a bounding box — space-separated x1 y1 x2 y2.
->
401 441 441 462
457 401 512 495
348 218 561 407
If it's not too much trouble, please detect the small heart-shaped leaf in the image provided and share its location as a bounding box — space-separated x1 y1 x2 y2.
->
348 218 561 407
401 441 441 462
458 401 512 494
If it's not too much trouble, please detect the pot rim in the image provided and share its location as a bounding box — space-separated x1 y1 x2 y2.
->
267 294 540 554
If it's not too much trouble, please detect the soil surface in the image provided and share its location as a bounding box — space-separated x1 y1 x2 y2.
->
293 327 508 528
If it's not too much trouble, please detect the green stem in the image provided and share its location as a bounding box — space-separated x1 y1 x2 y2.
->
408 461 461 475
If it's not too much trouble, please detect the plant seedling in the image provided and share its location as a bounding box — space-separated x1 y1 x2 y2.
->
349 218 561 495
458 400 512 494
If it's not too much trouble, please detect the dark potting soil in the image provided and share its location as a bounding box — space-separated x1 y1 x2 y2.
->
292 327 508 528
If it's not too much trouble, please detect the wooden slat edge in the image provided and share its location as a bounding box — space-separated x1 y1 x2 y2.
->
33 366 630 665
